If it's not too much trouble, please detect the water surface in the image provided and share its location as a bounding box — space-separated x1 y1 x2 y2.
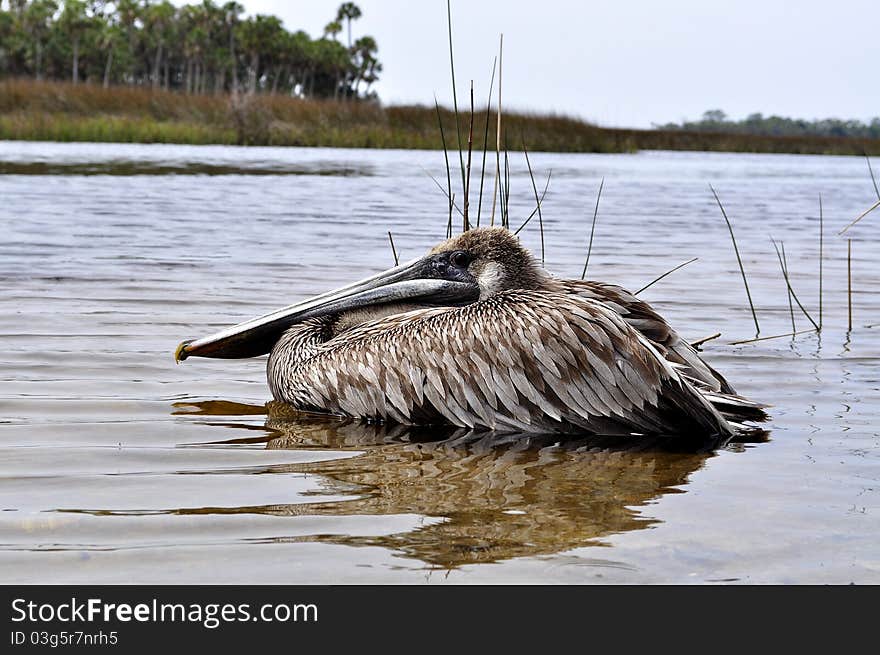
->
1 141 877 583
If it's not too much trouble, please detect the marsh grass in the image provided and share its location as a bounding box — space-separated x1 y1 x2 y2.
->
3 79 879 155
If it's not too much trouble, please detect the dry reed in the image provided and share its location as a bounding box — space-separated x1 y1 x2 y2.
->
445 0 466 212
635 257 699 295
866 153 880 200
514 171 552 235
730 329 817 346
522 139 545 264
387 231 399 266
839 199 880 235
476 58 497 227
710 185 760 335
770 239 819 331
463 81 474 231
581 178 604 280
490 34 503 226
780 242 796 333
434 97 454 239
690 333 721 348
847 239 853 331
818 195 824 329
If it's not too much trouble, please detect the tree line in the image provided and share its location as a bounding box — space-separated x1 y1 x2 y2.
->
657 109 880 139
0 1 382 99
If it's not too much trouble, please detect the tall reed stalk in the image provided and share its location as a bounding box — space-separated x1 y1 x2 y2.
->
635 257 698 295
581 178 604 280
463 81 474 232
434 97 453 238
476 58 497 227
710 185 760 335
839 199 879 235
387 231 399 266
847 239 853 331
818 194 824 330
446 0 466 206
730 329 817 346
770 239 819 331
781 242 796 334
490 34 503 226
866 153 880 200
514 171 552 235
522 139 544 264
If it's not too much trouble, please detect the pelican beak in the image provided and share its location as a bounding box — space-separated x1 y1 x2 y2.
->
175 258 479 362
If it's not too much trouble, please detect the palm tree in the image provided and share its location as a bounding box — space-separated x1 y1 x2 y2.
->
58 0 94 84
311 36 349 99
262 17 289 94
96 18 121 87
285 29 311 96
322 20 341 42
361 59 381 98
0 10 19 76
222 1 244 92
144 1 175 89
236 14 282 94
22 0 58 80
335 2 361 50
114 0 140 84
0 0 383 99
350 34 377 97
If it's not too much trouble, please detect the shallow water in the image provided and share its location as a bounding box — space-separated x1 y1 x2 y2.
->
1 141 877 583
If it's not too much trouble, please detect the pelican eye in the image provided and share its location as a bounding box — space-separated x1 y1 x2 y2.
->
450 251 470 268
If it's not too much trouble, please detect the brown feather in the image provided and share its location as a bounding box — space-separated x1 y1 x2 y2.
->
269 291 732 438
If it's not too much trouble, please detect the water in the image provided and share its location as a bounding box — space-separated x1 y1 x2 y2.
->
1 141 877 583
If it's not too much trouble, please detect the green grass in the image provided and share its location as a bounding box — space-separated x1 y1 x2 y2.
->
2 79 879 155
0 113 235 144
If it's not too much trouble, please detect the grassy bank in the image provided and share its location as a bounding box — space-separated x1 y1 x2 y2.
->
2 79 879 155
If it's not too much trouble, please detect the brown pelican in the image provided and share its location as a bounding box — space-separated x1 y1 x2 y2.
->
176 228 765 439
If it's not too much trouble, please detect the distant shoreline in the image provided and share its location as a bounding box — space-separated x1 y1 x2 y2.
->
2 80 878 156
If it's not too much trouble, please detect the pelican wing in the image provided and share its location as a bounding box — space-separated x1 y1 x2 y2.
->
563 280 735 394
280 290 731 437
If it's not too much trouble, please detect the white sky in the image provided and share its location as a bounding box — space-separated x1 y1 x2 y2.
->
244 0 878 128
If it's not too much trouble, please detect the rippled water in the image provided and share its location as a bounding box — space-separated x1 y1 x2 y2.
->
1 141 877 583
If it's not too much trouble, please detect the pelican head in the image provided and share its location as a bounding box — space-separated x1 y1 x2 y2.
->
176 228 551 362
429 227 556 298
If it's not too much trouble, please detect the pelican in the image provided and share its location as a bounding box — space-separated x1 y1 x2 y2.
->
176 228 765 439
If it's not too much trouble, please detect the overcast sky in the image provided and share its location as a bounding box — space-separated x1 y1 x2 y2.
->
244 0 879 128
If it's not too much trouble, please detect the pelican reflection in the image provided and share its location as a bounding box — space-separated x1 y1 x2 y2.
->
173 400 762 568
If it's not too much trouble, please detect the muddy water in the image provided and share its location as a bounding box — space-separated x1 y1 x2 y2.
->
1 141 877 583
